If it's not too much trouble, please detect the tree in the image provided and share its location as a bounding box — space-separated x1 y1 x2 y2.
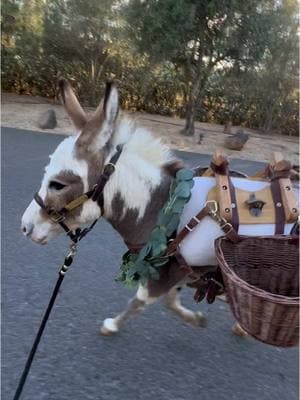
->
256 0 299 134
1 0 298 136
41 0 117 105
124 0 283 135
199 0 299 136
1 0 19 48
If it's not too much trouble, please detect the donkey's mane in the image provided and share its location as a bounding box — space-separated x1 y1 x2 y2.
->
104 116 177 219
111 116 174 167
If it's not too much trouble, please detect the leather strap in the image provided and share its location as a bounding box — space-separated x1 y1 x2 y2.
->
270 179 285 234
34 146 123 242
92 145 123 212
211 156 239 232
166 206 209 256
220 221 240 243
210 160 229 175
34 192 78 241
265 161 292 180
266 163 290 234
166 204 239 256
228 176 239 232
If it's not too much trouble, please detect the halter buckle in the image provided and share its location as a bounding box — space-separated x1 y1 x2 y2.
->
49 210 65 223
64 194 89 211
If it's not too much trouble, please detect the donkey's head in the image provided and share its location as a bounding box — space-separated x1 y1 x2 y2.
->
21 79 120 244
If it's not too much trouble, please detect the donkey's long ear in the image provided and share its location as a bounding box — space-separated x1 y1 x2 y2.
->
77 82 119 150
103 81 119 125
58 78 87 131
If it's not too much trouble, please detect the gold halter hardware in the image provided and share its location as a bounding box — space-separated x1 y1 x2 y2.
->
64 194 89 211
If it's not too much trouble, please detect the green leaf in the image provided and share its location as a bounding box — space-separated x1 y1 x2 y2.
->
187 179 195 189
157 212 171 226
165 215 180 236
149 227 167 244
116 166 194 287
176 169 194 181
172 198 187 213
137 243 152 260
174 181 192 198
127 264 141 278
151 242 167 257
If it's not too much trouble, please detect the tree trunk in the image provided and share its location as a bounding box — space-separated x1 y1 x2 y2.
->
263 101 277 133
180 44 215 137
181 92 196 136
181 59 209 136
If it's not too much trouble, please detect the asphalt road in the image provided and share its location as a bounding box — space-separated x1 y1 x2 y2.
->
2 127 298 400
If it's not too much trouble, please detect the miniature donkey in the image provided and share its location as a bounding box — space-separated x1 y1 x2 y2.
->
22 80 291 336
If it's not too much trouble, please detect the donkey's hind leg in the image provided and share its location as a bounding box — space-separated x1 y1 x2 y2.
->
100 285 158 336
164 287 207 328
232 322 249 337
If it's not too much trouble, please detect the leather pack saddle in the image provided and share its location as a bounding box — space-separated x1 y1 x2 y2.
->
147 151 299 302
204 151 298 233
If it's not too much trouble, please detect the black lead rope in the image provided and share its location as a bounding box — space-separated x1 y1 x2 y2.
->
13 241 77 400
13 146 123 399
13 224 100 400
13 223 102 400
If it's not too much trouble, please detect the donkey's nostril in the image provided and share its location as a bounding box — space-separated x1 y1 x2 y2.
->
22 223 34 237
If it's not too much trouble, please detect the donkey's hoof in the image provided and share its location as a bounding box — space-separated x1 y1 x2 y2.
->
194 311 207 328
183 311 207 327
100 318 119 336
232 322 248 338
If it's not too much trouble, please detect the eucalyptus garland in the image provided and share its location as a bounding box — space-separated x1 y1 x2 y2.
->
116 168 194 287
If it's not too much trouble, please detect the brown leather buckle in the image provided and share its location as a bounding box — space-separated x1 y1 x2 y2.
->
64 194 89 211
220 222 233 234
185 216 201 232
49 210 65 223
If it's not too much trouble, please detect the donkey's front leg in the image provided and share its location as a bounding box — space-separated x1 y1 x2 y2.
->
164 287 207 328
100 285 158 336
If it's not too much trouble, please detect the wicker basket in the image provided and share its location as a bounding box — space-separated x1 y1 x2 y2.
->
215 235 299 347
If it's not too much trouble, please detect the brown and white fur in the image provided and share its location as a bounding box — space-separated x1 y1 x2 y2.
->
22 80 265 337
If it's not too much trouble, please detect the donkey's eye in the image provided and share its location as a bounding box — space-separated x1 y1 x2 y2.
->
48 181 67 191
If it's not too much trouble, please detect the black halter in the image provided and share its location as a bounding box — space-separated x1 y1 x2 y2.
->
34 145 123 243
